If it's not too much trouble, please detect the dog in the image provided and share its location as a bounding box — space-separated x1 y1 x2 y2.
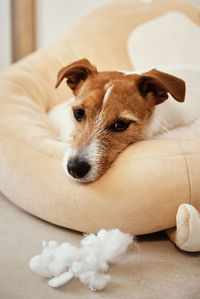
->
49 59 200 183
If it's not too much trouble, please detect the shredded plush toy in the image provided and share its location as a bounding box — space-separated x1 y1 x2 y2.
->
29 229 133 291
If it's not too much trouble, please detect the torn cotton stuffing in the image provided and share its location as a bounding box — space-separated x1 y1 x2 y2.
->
29 229 134 291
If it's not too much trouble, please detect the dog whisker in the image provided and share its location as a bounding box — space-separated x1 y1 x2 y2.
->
50 59 194 183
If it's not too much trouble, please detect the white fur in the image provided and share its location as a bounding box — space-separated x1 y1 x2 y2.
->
96 84 114 125
29 229 133 291
143 65 200 140
48 97 75 143
50 66 200 141
103 85 114 104
49 98 104 182
119 65 200 140
82 139 103 182
63 138 103 183
49 65 200 181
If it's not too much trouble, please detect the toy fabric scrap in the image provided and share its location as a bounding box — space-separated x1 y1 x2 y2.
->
29 229 134 291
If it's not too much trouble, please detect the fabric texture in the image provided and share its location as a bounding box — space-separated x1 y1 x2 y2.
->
0 0 200 235
1 192 200 298
128 12 200 69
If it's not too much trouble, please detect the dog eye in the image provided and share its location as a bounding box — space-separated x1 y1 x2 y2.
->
73 108 85 122
109 120 132 132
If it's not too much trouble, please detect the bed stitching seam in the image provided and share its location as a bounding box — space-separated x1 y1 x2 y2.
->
177 141 192 204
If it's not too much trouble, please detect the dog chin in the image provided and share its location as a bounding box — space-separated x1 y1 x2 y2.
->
64 168 100 184
67 174 98 184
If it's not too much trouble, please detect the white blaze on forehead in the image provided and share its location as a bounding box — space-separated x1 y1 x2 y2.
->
95 84 114 127
103 84 114 105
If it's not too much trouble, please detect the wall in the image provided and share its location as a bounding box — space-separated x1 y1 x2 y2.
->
0 0 12 71
36 0 110 49
0 0 110 71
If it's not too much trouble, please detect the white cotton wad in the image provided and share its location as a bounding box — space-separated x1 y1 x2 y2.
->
29 229 133 291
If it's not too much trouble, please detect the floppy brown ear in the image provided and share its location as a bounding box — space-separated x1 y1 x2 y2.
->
55 58 97 92
137 69 186 105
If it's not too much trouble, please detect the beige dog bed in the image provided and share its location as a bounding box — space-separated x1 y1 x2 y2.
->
0 0 200 237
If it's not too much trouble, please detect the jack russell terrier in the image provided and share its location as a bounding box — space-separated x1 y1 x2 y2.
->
49 59 200 183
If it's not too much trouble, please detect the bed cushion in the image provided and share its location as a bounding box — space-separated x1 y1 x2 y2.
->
0 0 200 235
128 12 200 70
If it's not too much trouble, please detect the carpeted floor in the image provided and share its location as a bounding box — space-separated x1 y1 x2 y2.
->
0 191 199 299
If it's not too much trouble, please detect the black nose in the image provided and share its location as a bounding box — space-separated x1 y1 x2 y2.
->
67 157 91 179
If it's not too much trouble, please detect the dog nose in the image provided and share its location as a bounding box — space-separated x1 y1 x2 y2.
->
67 157 91 179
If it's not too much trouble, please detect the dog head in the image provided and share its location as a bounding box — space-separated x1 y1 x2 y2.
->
56 59 185 183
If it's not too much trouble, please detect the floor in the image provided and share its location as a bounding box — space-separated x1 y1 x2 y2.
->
0 191 200 299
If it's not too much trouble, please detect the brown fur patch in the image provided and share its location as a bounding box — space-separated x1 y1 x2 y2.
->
56 59 185 181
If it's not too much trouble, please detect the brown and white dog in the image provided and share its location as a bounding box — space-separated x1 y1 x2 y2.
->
49 59 200 183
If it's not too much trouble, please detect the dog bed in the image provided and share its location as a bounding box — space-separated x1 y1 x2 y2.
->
0 0 200 235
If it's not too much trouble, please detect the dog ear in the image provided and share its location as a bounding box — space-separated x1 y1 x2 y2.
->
137 69 186 105
55 58 97 92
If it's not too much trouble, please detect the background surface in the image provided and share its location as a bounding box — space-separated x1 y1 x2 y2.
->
0 0 110 71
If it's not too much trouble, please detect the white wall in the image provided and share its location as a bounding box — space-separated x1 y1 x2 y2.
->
0 0 110 71
36 0 110 48
0 0 12 71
